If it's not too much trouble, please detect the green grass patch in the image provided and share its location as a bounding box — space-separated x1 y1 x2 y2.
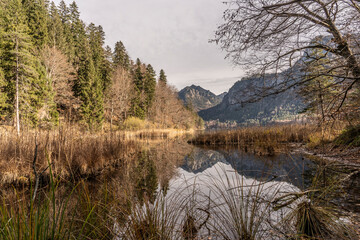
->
334 125 360 147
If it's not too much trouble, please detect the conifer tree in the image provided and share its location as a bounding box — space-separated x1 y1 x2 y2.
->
144 64 156 111
159 69 167 85
22 0 48 48
1 0 56 133
113 41 130 69
58 0 69 23
87 23 111 91
69 1 84 65
58 0 74 59
48 1 65 49
131 58 146 119
104 45 113 63
75 34 104 129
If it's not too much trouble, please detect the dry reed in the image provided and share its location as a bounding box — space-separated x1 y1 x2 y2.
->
0 126 139 186
189 124 318 156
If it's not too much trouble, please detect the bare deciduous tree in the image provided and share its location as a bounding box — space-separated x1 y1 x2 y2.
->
150 83 195 129
105 65 134 130
214 0 360 115
41 46 78 119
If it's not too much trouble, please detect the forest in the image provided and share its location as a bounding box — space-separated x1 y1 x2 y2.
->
0 0 201 135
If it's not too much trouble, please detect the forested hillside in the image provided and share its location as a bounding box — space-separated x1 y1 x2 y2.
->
0 0 199 133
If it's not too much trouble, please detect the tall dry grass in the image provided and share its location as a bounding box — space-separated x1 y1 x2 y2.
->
0 126 139 186
189 124 349 156
189 124 312 156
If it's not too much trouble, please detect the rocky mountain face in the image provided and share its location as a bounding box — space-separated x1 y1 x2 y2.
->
178 85 226 112
198 71 305 125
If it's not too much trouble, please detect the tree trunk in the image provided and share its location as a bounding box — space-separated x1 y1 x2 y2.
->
15 34 20 136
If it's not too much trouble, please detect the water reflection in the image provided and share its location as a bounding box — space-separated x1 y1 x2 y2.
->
180 146 315 189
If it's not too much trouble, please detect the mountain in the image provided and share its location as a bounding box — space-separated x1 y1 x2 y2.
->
198 71 305 125
217 92 227 101
178 85 225 111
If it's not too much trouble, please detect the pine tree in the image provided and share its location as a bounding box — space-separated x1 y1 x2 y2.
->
58 0 74 59
159 69 167 85
144 64 156 111
75 34 104 130
1 0 56 133
87 23 111 91
69 1 84 65
113 41 130 69
131 58 146 119
48 1 65 49
58 0 69 23
22 0 48 48
104 45 113 63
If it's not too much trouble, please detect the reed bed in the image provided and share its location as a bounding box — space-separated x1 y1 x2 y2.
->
190 124 312 145
0 126 140 186
189 124 328 156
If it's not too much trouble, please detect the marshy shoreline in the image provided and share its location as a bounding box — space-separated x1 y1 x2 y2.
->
0 123 359 239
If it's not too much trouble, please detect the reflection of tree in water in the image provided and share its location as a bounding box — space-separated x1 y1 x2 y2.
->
133 151 158 204
149 140 194 197
130 140 194 203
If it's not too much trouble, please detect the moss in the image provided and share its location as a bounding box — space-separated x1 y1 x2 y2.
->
334 125 360 147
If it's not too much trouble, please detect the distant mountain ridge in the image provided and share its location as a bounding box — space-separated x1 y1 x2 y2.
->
178 85 226 111
198 68 305 125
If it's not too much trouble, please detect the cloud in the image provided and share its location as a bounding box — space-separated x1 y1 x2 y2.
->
53 0 244 93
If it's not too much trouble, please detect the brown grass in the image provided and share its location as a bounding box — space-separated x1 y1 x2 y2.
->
0 126 140 186
189 124 316 156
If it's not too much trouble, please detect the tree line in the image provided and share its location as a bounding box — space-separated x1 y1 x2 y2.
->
0 0 200 134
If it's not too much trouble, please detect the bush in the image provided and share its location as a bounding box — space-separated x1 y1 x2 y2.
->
122 117 146 130
334 125 360 147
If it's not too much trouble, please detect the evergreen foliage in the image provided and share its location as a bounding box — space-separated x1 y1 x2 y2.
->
0 0 196 131
48 2 65 48
144 64 156 111
131 58 146 119
22 0 48 48
159 69 167 85
0 0 56 128
76 38 104 130
113 41 130 69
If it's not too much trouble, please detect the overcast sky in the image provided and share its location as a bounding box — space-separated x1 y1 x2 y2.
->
53 0 244 94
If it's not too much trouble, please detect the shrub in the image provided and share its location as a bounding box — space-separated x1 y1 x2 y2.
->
122 117 146 130
334 125 360 147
